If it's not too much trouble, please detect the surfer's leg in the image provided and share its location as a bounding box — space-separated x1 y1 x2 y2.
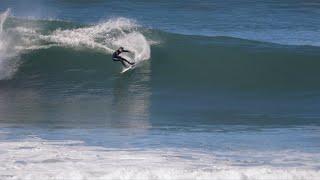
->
113 57 128 67
120 60 128 68
120 57 135 65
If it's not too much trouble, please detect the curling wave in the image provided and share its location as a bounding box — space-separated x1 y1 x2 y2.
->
0 10 152 80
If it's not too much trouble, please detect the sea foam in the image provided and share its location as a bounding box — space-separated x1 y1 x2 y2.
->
0 136 319 180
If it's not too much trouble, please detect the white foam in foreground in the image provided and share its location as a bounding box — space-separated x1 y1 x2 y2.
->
0 137 319 180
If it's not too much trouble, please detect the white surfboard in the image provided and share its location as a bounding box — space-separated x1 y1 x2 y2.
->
121 64 136 73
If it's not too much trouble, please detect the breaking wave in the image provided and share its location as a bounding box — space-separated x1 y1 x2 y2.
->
1 9 320 91
0 10 151 80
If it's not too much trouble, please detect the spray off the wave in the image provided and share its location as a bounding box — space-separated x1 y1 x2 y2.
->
41 18 151 64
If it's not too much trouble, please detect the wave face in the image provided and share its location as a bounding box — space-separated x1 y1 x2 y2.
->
0 12 319 126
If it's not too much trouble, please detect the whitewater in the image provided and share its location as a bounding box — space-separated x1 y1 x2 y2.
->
0 127 319 180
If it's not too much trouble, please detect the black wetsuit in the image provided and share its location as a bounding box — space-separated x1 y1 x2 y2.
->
112 49 133 67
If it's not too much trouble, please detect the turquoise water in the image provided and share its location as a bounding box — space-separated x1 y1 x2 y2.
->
0 1 320 179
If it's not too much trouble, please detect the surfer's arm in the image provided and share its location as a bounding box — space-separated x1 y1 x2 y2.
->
123 50 131 53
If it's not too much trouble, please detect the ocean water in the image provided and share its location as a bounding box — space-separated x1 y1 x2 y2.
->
0 0 320 179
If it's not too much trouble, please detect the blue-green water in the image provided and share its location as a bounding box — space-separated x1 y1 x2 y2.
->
0 1 319 179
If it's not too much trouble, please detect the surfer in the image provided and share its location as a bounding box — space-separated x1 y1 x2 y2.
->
112 47 135 67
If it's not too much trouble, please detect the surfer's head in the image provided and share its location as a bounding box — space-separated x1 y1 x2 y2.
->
119 47 124 51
